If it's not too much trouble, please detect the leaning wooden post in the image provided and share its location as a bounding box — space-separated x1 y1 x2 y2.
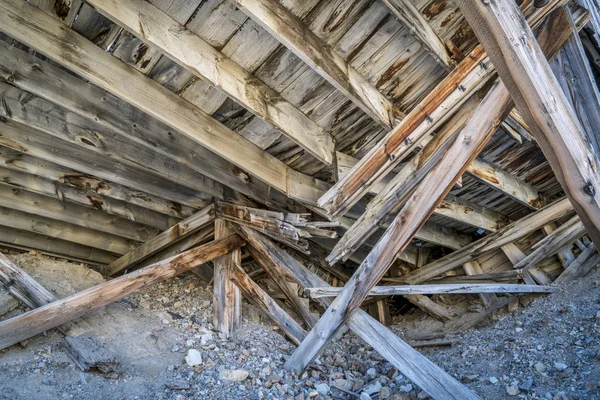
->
0 235 245 350
213 219 242 338
455 0 600 248
285 79 513 374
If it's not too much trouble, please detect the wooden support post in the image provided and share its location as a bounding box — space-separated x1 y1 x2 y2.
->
241 230 480 399
456 0 600 248
213 220 242 338
0 235 244 350
463 261 496 308
0 253 118 371
554 244 600 283
230 262 306 345
106 205 215 276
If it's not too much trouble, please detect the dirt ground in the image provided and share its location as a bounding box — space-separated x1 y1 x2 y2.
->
0 251 599 400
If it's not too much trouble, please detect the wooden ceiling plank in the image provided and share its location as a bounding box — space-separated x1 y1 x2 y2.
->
456 0 600 247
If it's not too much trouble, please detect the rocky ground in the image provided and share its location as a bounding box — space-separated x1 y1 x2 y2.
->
0 251 599 400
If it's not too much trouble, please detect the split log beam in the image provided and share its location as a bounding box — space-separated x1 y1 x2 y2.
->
212 219 241 338
241 230 480 399
231 0 397 128
106 204 215 276
317 1 567 216
236 225 317 328
554 244 599 283
285 79 515 374
381 0 456 70
456 0 600 248
86 0 335 165
230 263 307 345
0 0 319 204
0 253 118 371
0 234 245 350
400 198 573 285
304 283 556 298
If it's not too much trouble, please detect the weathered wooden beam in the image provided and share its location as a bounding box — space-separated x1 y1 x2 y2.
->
230 263 306 345
317 1 566 216
462 260 496 307
0 182 156 243
0 0 318 204
106 204 215 276
0 41 270 207
236 225 317 328
400 198 574 285
403 294 457 322
305 283 555 298
231 0 397 129
286 79 514 374
0 206 133 255
554 243 599 283
456 0 600 248
381 0 456 70
242 230 480 399
86 0 335 165
0 253 118 371
0 234 245 350
212 219 241 338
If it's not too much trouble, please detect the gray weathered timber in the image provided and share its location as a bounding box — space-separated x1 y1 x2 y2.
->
106 205 215 276
401 198 574 285
232 0 397 129
231 263 306 345
87 0 335 165
241 230 480 400
212 219 241 338
285 81 515 374
317 1 566 217
136 227 214 269
456 0 600 248
0 182 156 243
0 253 118 372
555 244 600 283
0 235 245 350
305 283 555 298
381 0 456 70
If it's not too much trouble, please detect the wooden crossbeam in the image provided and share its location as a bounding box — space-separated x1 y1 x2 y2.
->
305 283 555 298
555 243 599 283
317 1 566 217
86 0 335 165
0 0 319 204
232 0 397 129
106 204 215 276
456 0 600 248
285 78 515 374
0 234 245 350
381 0 456 70
240 229 479 399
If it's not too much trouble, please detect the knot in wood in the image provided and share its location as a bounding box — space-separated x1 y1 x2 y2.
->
583 181 596 197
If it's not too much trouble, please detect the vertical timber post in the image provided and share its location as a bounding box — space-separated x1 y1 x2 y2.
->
213 219 241 337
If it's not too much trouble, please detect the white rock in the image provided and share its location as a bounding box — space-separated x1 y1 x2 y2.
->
506 386 520 396
366 367 377 379
219 369 249 382
554 362 568 371
315 383 330 395
363 381 382 395
185 349 202 366
399 384 413 393
359 393 372 400
489 377 499 384
515 327 523 333
534 363 547 373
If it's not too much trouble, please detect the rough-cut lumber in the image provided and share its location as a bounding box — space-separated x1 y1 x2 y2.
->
0 234 245 350
462 260 496 307
401 198 574 285
286 80 514 374
230 263 306 345
212 220 241 338
0 41 269 208
236 225 317 328
86 0 335 165
242 230 479 399
305 283 556 298
0 0 317 203
403 294 457 322
554 244 599 283
137 226 214 269
456 0 600 248
232 0 396 129
317 1 566 216
0 253 118 372
106 204 215 276
381 0 456 70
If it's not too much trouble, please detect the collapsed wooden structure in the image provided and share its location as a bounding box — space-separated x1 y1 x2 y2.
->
1 0 600 398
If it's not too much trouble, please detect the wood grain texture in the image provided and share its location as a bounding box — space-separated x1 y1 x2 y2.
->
0 234 245 350
456 0 600 248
